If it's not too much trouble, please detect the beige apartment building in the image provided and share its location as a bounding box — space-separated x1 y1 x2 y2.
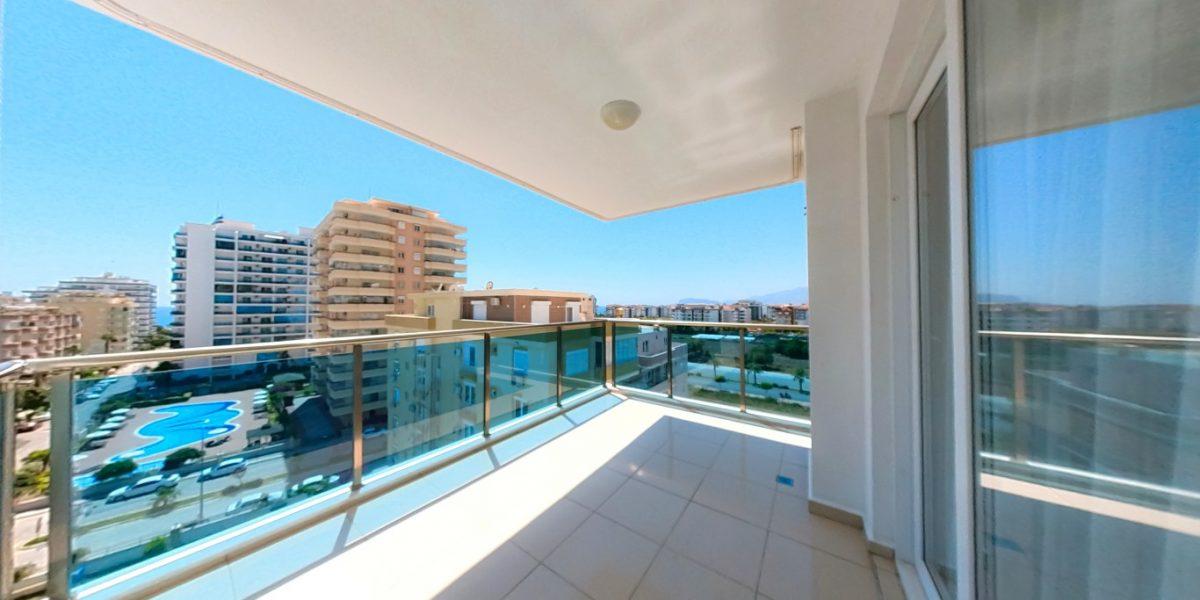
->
385 289 595 332
313 198 467 337
43 291 136 354
380 288 599 461
0 301 81 361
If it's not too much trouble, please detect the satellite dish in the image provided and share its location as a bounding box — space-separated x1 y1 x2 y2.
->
486 281 494 289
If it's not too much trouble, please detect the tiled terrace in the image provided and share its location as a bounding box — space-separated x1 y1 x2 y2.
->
244 397 904 600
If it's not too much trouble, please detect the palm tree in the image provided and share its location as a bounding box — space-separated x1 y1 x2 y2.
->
153 485 180 509
792 367 808 390
100 333 118 354
750 365 763 385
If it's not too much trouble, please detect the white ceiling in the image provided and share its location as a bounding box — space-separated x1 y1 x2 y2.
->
80 1 885 220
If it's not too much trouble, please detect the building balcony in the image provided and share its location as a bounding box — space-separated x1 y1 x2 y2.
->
325 286 395 297
327 268 393 282
422 246 467 260
424 232 467 247
326 216 393 236
423 260 466 273
324 251 394 266
328 234 396 252
424 274 466 286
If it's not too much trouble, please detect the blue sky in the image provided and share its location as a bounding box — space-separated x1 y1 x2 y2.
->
0 0 808 307
972 104 1199 306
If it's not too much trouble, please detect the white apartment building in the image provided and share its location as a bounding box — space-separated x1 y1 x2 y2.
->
171 219 314 362
25 273 157 339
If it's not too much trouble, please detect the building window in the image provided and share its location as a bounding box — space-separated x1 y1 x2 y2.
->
414 267 421 275
413 225 421 232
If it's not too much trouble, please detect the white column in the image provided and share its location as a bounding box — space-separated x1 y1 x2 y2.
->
804 88 871 519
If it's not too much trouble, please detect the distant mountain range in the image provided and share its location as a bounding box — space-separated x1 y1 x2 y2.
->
677 286 809 305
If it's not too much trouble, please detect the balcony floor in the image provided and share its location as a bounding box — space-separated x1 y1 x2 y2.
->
245 396 901 600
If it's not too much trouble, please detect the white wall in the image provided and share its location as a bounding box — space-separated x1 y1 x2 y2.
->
804 88 869 518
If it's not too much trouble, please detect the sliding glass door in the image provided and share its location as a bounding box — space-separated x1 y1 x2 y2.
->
965 1 1199 598
915 72 957 598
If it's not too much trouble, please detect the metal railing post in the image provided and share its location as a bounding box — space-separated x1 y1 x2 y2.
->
482 333 492 437
555 325 564 407
1011 338 1029 461
738 328 747 412
1 381 16 600
665 326 674 398
351 344 364 489
608 321 617 387
47 371 74 599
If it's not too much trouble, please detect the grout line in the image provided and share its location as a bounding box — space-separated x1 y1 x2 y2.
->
755 477 781 596
626 450 722 599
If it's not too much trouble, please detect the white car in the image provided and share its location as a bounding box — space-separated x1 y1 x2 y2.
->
226 491 286 516
288 474 340 497
198 457 248 482
106 474 181 503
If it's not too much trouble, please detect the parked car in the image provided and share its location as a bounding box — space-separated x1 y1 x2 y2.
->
198 457 247 481
106 474 181 503
15 420 39 433
288 474 340 497
225 491 286 516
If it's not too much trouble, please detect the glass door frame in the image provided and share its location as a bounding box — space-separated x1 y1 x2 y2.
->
901 3 976 596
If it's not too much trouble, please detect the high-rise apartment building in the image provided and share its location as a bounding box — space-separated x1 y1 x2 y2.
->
171 219 314 360
42 291 136 354
0 301 81 361
313 198 467 337
26 273 157 339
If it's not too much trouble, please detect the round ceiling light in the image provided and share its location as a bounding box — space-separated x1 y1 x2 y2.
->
601 99 641 130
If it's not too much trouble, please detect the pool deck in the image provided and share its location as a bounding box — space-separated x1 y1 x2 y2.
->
75 389 269 472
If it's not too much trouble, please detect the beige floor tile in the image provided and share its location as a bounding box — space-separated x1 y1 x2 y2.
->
667 418 732 445
712 442 785 487
775 463 808 495
566 466 628 509
605 442 659 476
666 503 768 588
758 533 877 600
434 542 538 600
694 470 777 528
657 433 725 468
546 514 660 600
505 566 590 600
634 453 709 499
781 444 810 467
769 493 871 567
599 478 689 543
633 548 755 600
511 498 592 561
724 433 786 461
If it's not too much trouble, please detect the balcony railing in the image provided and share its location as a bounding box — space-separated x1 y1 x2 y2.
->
0 319 809 599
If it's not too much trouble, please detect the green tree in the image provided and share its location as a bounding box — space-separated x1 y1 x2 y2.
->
153 485 180 508
142 535 169 557
22 449 51 473
95 458 137 481
17 388 49 413
792 367 808 390
163 447 204 470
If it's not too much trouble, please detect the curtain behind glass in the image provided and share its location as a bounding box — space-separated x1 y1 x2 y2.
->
965 1 1200 598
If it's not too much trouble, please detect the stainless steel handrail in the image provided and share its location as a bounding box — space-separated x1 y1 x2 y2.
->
604 318 810 331
19 320 599 373
977 330 1200 345
0 360 26 380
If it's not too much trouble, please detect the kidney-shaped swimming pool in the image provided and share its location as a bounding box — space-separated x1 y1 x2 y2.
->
122 401 241 459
